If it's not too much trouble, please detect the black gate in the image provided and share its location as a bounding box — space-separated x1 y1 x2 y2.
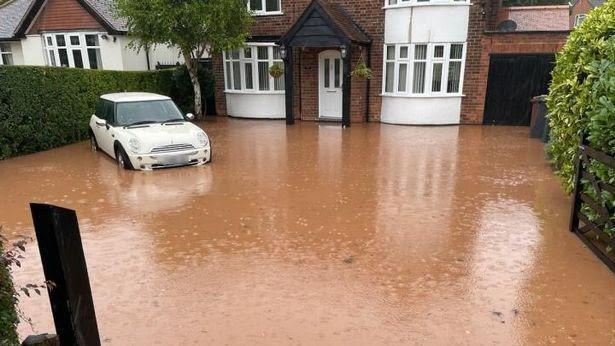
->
483 54 555 126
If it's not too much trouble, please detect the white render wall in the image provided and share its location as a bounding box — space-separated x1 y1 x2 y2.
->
381 96 462 125
381 3 470 125
226 92 286 119
21 35 46 65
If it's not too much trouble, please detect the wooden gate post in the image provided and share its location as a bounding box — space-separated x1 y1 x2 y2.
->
568 134 587 233
30 204 100 346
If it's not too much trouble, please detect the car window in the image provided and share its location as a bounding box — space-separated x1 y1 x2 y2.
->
95 99 104 119
102 100 115 124
115 100 184 126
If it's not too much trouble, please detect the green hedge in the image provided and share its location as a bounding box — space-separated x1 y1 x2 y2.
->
546 1 614 236
0 242 18 346
0 65 206 160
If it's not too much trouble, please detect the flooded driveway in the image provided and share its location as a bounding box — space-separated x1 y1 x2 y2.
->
1 118 614 345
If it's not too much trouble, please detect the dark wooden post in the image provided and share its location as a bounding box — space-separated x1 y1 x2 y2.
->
569 134 587 233
284 46 294 125
30 204 101 346
342 45 352 128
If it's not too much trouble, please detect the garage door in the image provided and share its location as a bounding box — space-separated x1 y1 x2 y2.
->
483 54 555 126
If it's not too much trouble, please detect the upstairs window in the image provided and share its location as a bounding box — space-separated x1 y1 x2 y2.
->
246 0 281 15
574 14 587 27
0 43 13 65
383 43 466 96
224 43 284 93
44 33 103 69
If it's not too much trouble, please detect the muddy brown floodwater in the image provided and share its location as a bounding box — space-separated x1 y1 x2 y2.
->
0 118 613 345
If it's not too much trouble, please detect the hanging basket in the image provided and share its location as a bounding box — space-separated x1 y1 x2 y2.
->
269 63 284 78
351 55 372 80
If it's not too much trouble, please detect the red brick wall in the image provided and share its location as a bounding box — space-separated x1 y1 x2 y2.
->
570 0 592 28
461 0 569 124
28 0 103 34
212 0 383 122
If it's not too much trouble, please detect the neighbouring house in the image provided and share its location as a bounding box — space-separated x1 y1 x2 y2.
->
0 0 190 71
570 0 604 28
213 0 571 126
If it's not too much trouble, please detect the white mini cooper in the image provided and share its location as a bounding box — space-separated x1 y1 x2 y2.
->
89 92 211 170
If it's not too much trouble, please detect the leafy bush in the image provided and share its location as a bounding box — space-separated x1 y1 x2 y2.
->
547 1 614 237
0 240 18 346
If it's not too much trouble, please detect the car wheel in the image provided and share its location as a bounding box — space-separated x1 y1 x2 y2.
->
90 134 98 152
115 146 133 170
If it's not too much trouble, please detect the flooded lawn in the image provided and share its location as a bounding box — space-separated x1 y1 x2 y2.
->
0 118 613 345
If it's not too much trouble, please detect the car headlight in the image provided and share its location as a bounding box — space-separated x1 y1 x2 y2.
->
196 132 209 148
128 137 142 154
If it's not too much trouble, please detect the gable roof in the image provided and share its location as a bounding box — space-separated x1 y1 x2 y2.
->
0 0 127 40
279 0 370 47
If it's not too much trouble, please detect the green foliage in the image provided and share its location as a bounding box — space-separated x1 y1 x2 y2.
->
0 241 18 346
502 0 568 6
268 63 284 79
547 1 614 237
351 55 373 80
0 65 207 160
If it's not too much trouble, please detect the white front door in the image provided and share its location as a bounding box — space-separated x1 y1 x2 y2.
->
319 50 343 119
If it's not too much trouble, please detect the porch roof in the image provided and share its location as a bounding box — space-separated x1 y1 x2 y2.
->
278 0 370 48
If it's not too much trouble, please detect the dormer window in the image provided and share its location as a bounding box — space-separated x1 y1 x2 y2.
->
246 0 282 15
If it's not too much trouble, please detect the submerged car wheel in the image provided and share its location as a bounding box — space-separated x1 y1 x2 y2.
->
115 146 133 170
90 134 98 152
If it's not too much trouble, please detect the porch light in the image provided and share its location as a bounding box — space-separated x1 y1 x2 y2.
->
280 45 287 59
340 45 348 58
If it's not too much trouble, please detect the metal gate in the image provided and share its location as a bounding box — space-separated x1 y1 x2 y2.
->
483 54 555 126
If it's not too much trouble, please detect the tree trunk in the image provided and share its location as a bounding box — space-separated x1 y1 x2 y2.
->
183 50 203 119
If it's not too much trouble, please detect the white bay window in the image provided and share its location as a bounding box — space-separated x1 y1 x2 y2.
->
44 33 103 69
383 43 465 96
224 43 284 93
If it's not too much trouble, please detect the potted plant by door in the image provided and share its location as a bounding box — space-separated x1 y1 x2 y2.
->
351 55 372 79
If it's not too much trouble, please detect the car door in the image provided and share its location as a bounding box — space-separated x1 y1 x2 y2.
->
93 100 116 156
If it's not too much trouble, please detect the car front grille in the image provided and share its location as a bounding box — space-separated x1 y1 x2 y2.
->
150 144 195 153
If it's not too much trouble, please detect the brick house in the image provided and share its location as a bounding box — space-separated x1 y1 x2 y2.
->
213 0 571 126
570 0 604 28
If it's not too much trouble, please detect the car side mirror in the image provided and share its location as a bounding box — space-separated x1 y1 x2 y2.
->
95 118 107 127
186 113 195 121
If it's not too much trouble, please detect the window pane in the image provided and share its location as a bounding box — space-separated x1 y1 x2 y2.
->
434 45 444 58
58 49 69 67
72 50 84 68
258 61 269 90
56 35 66 47
412 62 426 93
274 74 284 90
431 62 443 92
414 45 427 60
225 62 232 89
324 59 330 88
1 54 13 65
46 36 53 46
231 50 240 60
250 0 262 11
48 51 57 66
447 61 462 93
334 58 340 88
385 62 395 93
400 46 408 59
245 62 253 89
70 36 80 46
85 35 99 47
273 46 282 60
87 48 102 69
257 46 268 60
386 45 395 60
450 44 463 59
266 0 279 12
398 63 407 92
232 61 241 90
244 47 252 59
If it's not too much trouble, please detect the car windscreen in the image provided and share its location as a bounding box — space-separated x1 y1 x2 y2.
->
116 100 185 126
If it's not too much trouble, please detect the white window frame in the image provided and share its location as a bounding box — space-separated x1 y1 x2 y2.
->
223 43 285 94
246 0 283 16
384 0 469 8
382 42 466 97
43 32 104 69
0 43 13 66
574 14 587 27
